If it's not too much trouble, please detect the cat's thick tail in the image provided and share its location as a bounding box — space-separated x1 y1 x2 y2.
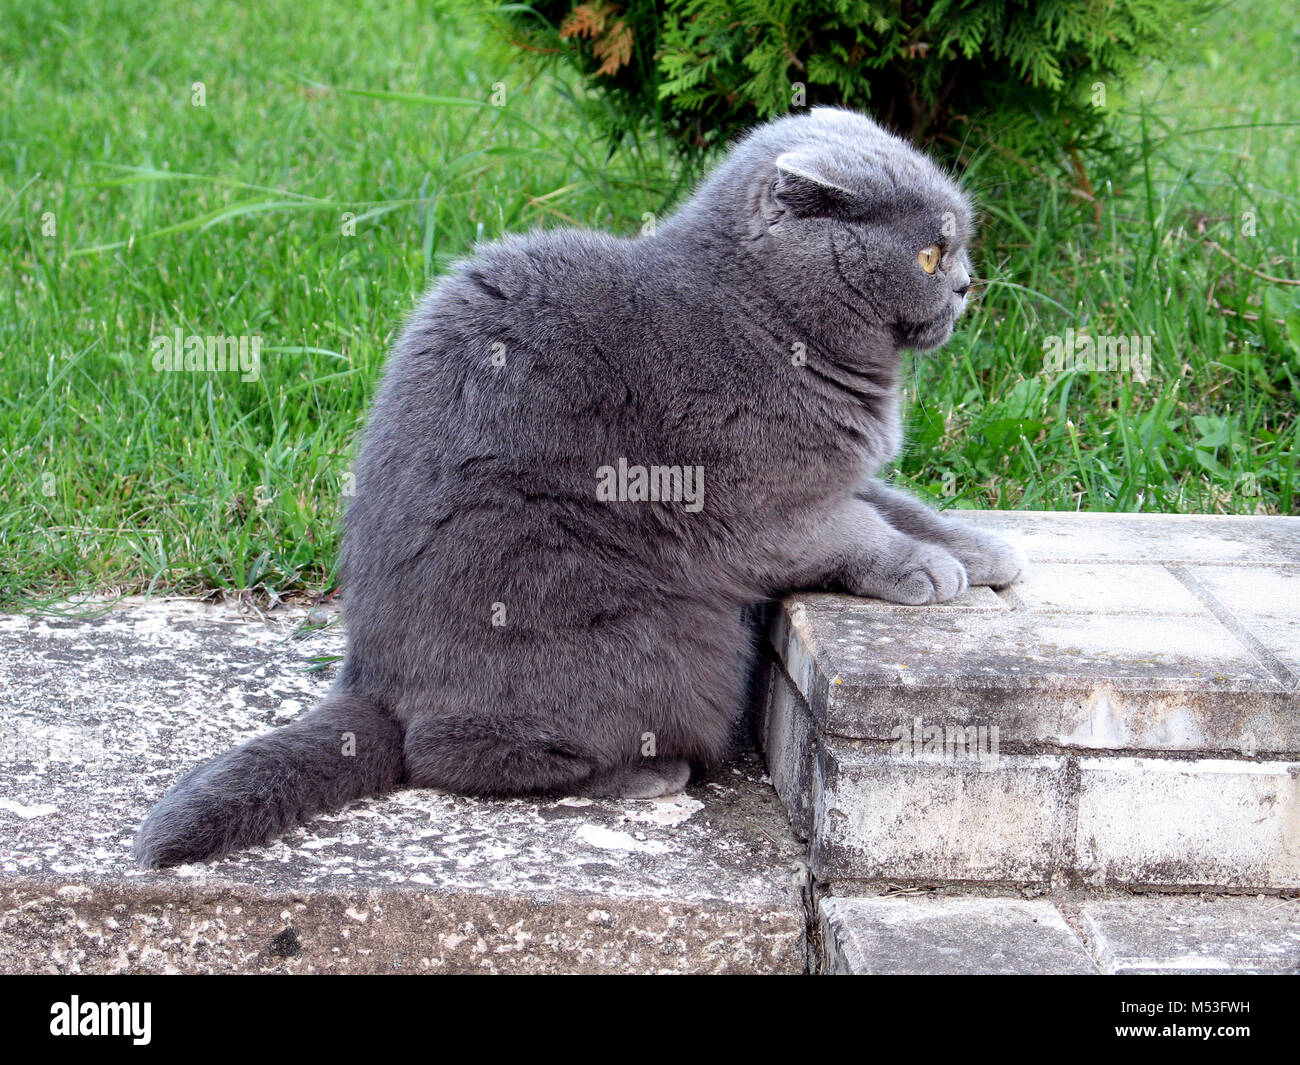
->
132 691 405 869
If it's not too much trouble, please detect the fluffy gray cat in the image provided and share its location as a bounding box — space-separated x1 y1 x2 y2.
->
134 106 1025 868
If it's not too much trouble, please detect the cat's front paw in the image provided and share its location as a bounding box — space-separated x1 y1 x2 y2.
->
849 541 968 605
958 529 1029 589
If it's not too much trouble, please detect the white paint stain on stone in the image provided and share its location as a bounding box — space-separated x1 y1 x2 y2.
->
576 825 670 854
623 795 704 827
0 799 58 818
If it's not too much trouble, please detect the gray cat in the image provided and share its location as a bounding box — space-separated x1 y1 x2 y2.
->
134 107 1025 868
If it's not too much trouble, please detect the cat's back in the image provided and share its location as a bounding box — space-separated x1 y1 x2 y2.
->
361 227 649 450
404 227 645 372
343 226 669 589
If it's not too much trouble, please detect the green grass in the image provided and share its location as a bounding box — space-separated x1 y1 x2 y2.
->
895 3 1300 516
1 0 1297 608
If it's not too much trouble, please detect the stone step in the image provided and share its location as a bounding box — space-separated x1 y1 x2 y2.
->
4 510 1298 974
818 892 1300 975
761 512 1300 891
0 600 808 974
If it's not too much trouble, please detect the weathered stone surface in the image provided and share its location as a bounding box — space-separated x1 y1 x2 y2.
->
1010 561 1207 615
761 512 1300 891
1190 566 1300 677
1076 757 1300 890
812 746 1071 884
0 599 808 974
1080 896 1300 974
1241 615 1300 678
769 513 1300 756
820 892 1300 975
957 510 1300 567
759 661 818 841
1176 564 1300 619
773 698 1300 889
0 878 804 975
776 596 1290 754
819 894 1097 974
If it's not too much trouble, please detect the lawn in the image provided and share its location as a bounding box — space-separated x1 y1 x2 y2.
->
1 0 1297 608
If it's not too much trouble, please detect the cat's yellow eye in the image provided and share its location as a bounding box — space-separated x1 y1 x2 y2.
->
918 245 941 274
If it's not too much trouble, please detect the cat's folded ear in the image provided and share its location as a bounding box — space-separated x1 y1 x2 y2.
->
771 152 858 219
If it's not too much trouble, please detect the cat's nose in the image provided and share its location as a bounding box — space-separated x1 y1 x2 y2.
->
951 262 971 298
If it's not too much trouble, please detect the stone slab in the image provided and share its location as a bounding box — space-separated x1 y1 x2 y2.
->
759 658 818 841
1192 565 1300 619
819 894 1097 974
0 599 808 974
955 510 1300 567
807 741 1300 889
1009 562 1208 615
776 595 1293 754
813 745 1071 884
820 892 1300 975
1076 756 1300 890
770 512 1300 757
1189 566 1300 677
1240 615 1300 677
762 513 1300 890
1080 896 1300 974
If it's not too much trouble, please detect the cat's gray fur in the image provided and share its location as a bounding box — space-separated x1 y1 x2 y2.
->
134 107 1025 868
